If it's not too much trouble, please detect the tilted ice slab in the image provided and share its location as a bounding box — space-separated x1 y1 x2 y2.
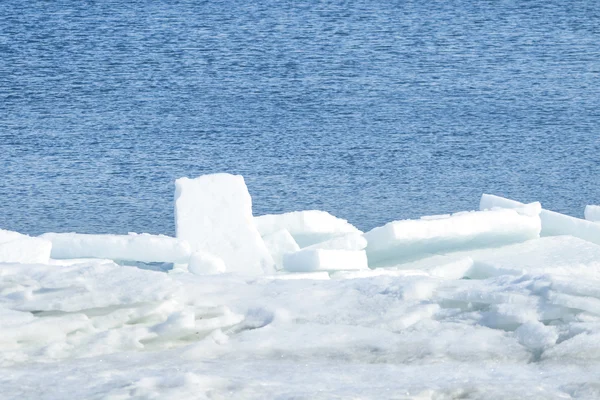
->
481 194 600 246
479 194 542 216
364 209 541 267
175 173 274 275
255 210 361 248
40 232 191 263
283 248 368 272
585 205 600 222
0 229 52 264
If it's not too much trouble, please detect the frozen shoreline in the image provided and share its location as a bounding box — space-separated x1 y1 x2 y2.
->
2 174 600 399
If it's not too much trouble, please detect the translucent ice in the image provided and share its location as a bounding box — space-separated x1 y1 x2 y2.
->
41 232 191 263
364 209 540 267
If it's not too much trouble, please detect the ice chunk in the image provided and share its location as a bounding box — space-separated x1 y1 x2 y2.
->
254 210 361 247
364 209 541 267
479 194 542 217
540 209 600 246
480 194 600 246
40 232 191 263
283 248 368 272
305 232 367 251
0 236 52 264
262 229 300 270
187 251 226 275
515 321 558 351
0 228 28 244
585 205 600 222
174 174 274 275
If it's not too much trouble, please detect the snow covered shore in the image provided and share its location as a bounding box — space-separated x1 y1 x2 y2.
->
2 174 600 399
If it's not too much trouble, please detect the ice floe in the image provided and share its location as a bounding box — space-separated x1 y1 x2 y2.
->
2 174 600 398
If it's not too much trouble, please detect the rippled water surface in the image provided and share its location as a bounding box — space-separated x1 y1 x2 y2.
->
1 0 599 235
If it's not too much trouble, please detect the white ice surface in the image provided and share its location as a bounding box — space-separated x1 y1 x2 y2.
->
0 229 27 244
261 229 300 270
0 229 52 264
585 205 600 222
481 193 600 246
4 257 600 398
175 174 274 275
255 210 361 247
283 248 368 272
305 231 367 251
187 251 227 275
41 232 191 263
364 208 541 267
5 202 600 398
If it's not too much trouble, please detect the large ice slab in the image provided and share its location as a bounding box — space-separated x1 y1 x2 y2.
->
0 236 52 264
41 232 191 263
255 210 361 247
585 205 600 222
175 173 274 275
283 248 368 272
481 194 600 245
364 209 541 267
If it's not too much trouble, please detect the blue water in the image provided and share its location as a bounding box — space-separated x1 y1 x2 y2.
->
1 1 599 236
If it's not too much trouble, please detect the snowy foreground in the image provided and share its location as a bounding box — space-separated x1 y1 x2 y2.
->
3 175 600 399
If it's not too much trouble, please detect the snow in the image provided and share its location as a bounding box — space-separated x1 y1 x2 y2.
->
254 210 361 247
364 209 541 267
585 205 600 222
174 174 274 275
481 193 600 246
4 177 600 398
40 232 191 263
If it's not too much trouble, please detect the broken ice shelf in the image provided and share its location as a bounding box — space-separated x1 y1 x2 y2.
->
2 173 600 399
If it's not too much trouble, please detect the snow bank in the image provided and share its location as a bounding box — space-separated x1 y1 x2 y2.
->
283 248 368 272
0 229 52 264
364 209 541 267
175 174 274 275
40 232 191 263
255 210 361 247
481 194 600 245
585 205 600 222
